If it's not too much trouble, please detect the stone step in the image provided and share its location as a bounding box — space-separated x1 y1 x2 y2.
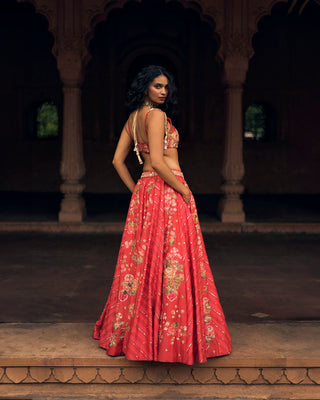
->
1 384 320 400
1 221 320 233
0 322 319 399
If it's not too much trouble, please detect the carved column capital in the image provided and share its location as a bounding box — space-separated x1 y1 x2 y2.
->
223 54 249 88
56 36 86 86
220 30 252 73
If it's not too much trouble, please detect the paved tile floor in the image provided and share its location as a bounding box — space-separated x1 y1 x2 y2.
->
0 232 319 323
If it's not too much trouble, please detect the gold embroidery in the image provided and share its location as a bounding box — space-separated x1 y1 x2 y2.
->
141 170 184 178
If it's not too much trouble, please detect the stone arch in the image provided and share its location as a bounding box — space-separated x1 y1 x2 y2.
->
0 0 62 196
119 41 184 87
252 0 289 26
82 0 222 66
17 0 57 55
118 41 187 135
248 1 290 54
244 0 320 194
249 0 320 49
83 0 222 140
81 0 225 197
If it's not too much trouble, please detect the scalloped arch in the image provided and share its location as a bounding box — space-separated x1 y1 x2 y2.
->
118 40 186 87
246 0 290 59
83 0 222 63
249 0 290 39
17 0 57 55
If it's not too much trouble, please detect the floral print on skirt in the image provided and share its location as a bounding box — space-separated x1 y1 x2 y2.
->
93 169 232 365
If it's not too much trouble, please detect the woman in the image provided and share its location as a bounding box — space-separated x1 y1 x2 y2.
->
93 65 232 365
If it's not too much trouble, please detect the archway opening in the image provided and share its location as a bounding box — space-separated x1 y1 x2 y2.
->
0 0 62 220
242 0 320 225
244 0 320 197
83 0 222 199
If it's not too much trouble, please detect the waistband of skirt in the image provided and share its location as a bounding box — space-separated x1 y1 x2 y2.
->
141 169 184 178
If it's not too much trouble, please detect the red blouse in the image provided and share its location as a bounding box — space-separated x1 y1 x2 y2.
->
127 110 179 153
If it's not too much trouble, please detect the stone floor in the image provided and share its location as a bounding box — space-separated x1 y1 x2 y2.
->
0 231 319 399
0 232 319 323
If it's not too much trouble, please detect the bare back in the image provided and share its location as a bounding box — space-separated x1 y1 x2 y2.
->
127 107 181 172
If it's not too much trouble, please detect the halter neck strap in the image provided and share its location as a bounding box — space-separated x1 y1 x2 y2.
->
144 108 154 135
131 108 169 164
132 110 143 165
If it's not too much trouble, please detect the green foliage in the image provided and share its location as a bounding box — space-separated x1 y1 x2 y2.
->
244 103 266 140
36 102 58 138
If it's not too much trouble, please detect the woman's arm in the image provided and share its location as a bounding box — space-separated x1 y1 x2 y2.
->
112 122 136 193
147 109 190 203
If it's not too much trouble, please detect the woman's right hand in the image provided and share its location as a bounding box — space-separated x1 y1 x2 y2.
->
182 187 191 204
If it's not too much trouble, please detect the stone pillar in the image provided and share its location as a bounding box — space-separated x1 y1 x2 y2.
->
217 55 249 222
57 51 86 222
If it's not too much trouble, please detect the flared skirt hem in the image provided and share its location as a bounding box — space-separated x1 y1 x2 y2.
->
93 337 231 365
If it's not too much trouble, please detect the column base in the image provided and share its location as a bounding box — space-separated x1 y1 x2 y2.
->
59 196 86 223
217 197 246 223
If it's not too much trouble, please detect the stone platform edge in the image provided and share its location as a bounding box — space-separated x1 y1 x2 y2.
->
0 358 319 385
1 221 320 233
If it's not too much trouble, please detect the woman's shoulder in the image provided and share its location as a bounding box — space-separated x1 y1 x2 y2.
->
145 109 167 131
147 108 167 120
127 107 167 126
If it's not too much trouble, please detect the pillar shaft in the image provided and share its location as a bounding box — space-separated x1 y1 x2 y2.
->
217 56 248 222
58 53 86 222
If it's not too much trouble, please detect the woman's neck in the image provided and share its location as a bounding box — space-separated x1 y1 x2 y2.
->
143 99 158 109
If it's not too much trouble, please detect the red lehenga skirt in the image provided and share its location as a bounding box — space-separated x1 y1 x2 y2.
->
93 169 232 365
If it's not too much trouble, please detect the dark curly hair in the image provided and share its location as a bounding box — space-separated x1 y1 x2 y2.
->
126 65 178 115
